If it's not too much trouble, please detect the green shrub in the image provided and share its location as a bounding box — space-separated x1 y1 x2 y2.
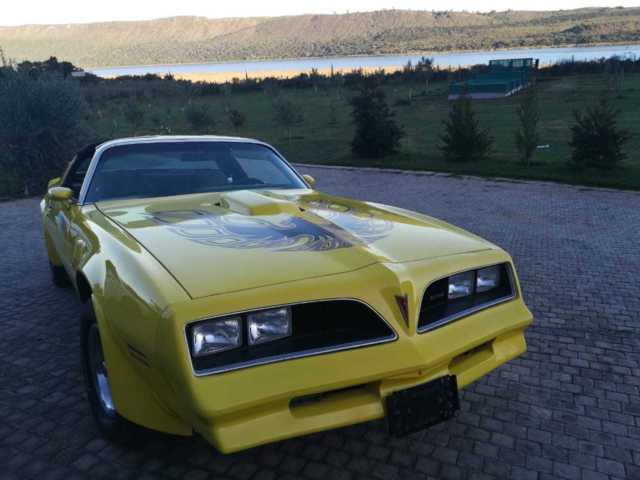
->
226 107 246 133
569 97 631 168
122 102 146 132
0 70 88 195
440 96 493 163
185 102 215 132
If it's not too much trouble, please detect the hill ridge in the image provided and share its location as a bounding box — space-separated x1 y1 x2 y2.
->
1 8 640 68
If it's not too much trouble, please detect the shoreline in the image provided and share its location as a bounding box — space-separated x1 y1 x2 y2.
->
85 41 640 72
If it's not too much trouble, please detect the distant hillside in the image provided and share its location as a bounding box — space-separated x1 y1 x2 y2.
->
1 8 640 68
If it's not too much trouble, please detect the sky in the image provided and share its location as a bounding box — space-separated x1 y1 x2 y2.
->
2 0 639 26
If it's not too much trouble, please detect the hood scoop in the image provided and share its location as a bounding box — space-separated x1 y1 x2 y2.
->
220 190 302 216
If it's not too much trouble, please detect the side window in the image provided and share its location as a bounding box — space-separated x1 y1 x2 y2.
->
63 154 93 198
60 143 102 199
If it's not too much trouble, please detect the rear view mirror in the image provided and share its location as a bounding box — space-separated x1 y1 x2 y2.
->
302 174 316 188
48 187 73 201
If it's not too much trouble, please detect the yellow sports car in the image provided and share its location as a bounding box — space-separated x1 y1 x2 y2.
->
41 136 532 452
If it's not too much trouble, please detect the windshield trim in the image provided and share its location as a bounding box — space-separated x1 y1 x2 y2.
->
77 137 309 205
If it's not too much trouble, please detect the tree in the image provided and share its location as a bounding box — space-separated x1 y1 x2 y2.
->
416 56 434 90
440 95 493 163
350 79 404 158
184 101 214 133
604 57 625 94
0 70 88 195
17 56 75 78
569 96 630 168
514 88 540 166
123 102 146 133
309 68 322 93
0 47 8 68
225 107 246 133
273 96 302 143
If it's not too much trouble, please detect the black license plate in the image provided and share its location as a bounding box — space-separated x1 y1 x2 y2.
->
387 375 460 436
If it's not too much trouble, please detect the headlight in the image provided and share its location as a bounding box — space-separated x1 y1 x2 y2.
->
419 263 515 333
448 271 474 299
248 307 292 345
476 265 500 293
191 317 241 357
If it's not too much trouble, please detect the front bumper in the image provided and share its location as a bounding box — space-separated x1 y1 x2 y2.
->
156 249 533 453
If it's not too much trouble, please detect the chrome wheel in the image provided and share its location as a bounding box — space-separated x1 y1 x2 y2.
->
87 324 115 415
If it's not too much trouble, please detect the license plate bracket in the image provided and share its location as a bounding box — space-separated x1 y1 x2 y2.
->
387 375 460 436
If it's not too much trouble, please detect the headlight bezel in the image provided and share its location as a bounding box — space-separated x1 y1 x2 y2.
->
418 262 517 334
187 306 293 359
184 299 397 376
191 316 242 357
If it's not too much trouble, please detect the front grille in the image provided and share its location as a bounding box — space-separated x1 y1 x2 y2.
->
189 300 397 375
418 263 515 333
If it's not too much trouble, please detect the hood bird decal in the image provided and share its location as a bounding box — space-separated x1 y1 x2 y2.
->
148 202 393 252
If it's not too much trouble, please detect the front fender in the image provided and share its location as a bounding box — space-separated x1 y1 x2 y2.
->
92 296 191 435
79 208 192 435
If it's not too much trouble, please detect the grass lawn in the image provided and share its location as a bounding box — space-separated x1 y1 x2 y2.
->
88 72 640 190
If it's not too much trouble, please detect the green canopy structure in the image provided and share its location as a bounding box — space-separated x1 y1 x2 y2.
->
449 58 539 100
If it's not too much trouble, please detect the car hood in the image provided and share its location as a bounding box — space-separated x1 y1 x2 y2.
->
97 189 494 298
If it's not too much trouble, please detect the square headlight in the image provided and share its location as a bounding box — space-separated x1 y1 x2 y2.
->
477 265 501 293
448 271 475 299
191 317 241 357
247 307 292 345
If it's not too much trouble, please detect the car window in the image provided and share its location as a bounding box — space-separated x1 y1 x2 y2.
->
62 152 94 198
84 141 305 203
235 154 291 185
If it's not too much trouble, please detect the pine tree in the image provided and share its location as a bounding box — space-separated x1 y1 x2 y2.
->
569 97 630 168
350 79 404 158
440 96 493 162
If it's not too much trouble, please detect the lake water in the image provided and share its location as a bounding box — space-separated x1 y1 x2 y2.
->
89 44 640 78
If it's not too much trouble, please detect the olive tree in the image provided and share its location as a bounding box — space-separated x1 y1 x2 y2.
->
0 70 88 195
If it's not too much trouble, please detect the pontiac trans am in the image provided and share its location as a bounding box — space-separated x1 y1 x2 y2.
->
41 136 533 452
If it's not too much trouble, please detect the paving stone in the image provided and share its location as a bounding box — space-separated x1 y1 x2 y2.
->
596 457 626 477
2 167 640 480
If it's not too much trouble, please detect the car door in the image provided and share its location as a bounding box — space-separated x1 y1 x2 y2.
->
46 153 93 275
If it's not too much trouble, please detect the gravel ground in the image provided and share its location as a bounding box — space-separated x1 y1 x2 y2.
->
1 165 639 480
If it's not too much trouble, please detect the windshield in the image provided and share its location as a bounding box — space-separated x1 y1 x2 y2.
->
84 141 306 202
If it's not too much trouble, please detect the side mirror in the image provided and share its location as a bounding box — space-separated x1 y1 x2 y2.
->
48 177 62 188
302 174 316 188
48 187 73 201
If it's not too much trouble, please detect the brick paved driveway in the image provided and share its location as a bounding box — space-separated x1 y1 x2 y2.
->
1 166 639 480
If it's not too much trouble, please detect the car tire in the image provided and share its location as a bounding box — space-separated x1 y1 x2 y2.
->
49 261 70 288
81 300 139 444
